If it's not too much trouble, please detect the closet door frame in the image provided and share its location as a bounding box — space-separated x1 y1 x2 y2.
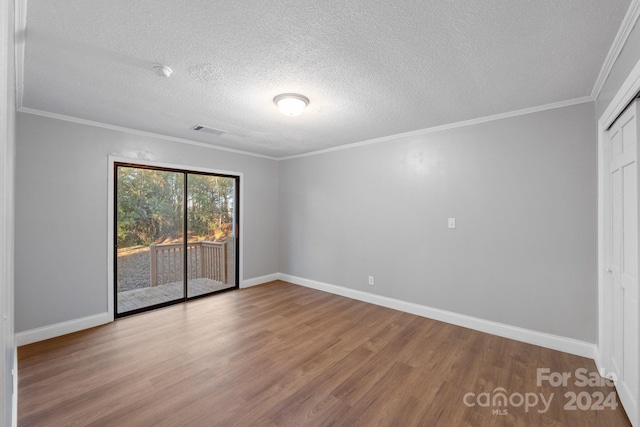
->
598 58 640 426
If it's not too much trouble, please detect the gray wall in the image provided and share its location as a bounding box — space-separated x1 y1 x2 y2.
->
1 0 16 424
15 113 279 332
597 20 640 118
279 102 598 342
19 39 631 344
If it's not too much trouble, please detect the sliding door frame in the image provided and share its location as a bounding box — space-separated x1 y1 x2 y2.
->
107 156 243 321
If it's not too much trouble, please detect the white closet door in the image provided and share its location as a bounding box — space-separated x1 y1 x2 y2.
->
607 100 639 425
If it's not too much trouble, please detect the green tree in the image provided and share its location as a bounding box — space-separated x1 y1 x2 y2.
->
116 167 234 249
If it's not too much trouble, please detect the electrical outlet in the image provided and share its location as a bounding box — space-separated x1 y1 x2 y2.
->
368 276 375 286
448 218 456 229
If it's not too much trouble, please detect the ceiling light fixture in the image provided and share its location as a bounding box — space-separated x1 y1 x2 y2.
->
273 93 309 116
153 64 173 78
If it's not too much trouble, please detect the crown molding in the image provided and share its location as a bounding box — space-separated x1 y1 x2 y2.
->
591 0 640 98
15 0 624 161
279 96 595 160
21 96 595 162
18 107 278 160
14 0 276 161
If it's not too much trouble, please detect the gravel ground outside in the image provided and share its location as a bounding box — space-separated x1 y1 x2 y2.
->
117 249 151 292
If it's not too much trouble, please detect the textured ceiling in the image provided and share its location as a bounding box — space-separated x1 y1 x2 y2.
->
21 0 631 158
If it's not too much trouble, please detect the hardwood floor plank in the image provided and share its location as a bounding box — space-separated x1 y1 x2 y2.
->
332 361 418 426
18 280 630 426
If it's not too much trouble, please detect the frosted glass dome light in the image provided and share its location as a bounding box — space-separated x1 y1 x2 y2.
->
274 93 309 116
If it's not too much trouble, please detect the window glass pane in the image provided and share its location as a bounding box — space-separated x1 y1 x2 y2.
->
186 174 236 298
116 166 185 314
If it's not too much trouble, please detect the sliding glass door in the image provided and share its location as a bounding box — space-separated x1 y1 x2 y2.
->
186 174 236 298
115 163 238 317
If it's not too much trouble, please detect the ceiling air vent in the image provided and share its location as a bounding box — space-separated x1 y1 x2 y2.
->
191 125 227 136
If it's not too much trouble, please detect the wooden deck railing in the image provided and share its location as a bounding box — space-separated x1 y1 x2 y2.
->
149 240 228 286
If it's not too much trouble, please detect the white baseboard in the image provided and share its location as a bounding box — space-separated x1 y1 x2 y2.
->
15 272 281 345
15 312 111 346
278 273 597 359
241 273 280 289
592 347 613 382
593 347 605 374
14 275 598 361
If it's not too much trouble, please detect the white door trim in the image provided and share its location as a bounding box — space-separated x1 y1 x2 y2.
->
106 156 244 322
599 57 640 365
0 1 14 425
597 57 640 425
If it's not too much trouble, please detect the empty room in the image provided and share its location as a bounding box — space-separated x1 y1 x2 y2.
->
3 0 640 426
